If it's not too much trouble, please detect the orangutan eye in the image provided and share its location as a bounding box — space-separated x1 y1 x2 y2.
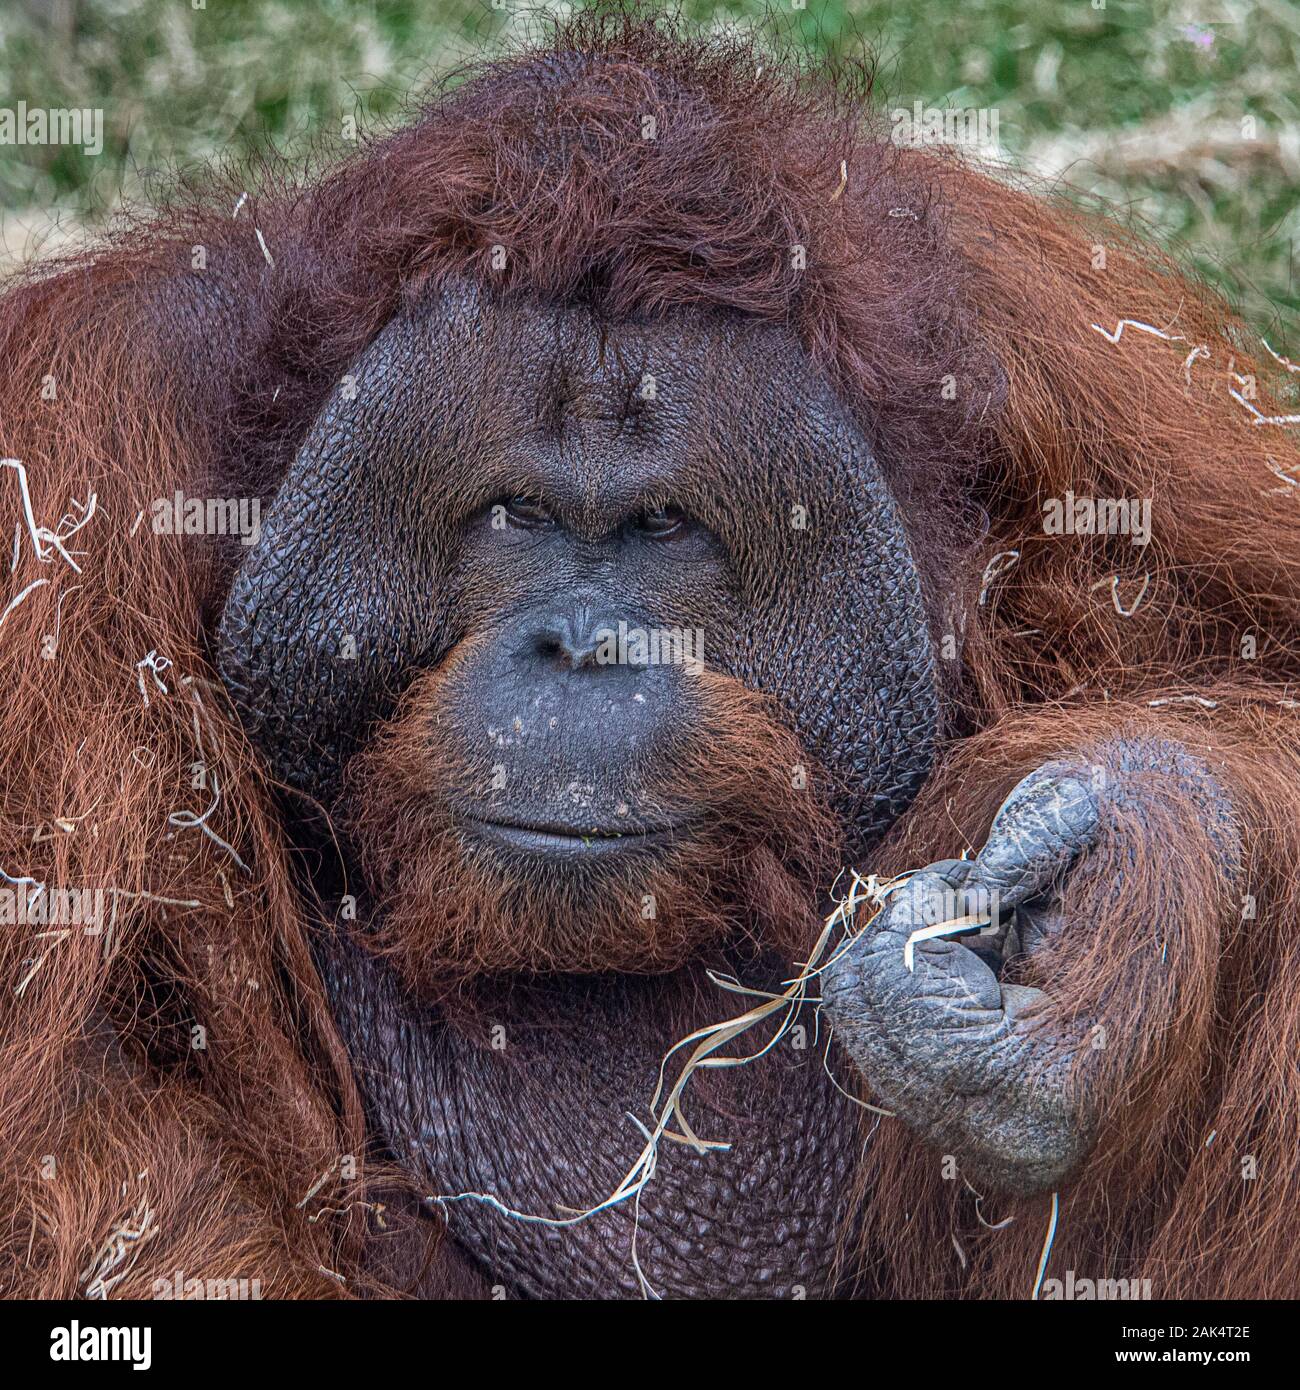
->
502 495 554 529
637 505 687 538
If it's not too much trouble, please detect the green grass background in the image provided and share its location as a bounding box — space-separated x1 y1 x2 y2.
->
1 0 1296 335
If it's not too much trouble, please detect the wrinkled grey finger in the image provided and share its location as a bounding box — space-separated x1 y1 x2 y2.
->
964 763 1101 913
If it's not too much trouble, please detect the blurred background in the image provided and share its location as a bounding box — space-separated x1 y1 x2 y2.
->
1 0 1296 335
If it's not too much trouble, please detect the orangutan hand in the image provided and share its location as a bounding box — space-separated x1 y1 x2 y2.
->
821 750 1215 1196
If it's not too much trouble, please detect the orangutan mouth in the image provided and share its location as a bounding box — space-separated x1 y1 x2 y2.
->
459 815 687 856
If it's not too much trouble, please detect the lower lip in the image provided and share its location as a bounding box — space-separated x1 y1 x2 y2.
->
459 818 678 856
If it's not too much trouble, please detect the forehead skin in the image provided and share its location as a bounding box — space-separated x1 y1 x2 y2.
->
325 282 860 538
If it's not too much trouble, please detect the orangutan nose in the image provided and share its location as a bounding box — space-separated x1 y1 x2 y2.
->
531 608 645 671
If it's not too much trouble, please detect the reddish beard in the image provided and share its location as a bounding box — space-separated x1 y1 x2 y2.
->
341 663 841 993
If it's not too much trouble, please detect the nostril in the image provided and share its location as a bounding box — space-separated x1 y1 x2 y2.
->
533 629 566 663
530 612 613 670
533 621 593 669
560 627 603 669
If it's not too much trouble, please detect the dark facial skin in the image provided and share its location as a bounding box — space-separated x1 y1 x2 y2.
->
217 281 940 1297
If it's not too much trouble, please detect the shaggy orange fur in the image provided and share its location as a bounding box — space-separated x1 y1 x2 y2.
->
1 8 1297 1297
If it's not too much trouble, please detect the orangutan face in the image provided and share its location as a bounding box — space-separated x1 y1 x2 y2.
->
217 279 940 987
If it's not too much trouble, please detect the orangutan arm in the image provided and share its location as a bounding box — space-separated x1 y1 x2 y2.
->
821 730 1243 1195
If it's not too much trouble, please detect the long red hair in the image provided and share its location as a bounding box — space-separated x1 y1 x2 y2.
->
1 7 1297 1297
